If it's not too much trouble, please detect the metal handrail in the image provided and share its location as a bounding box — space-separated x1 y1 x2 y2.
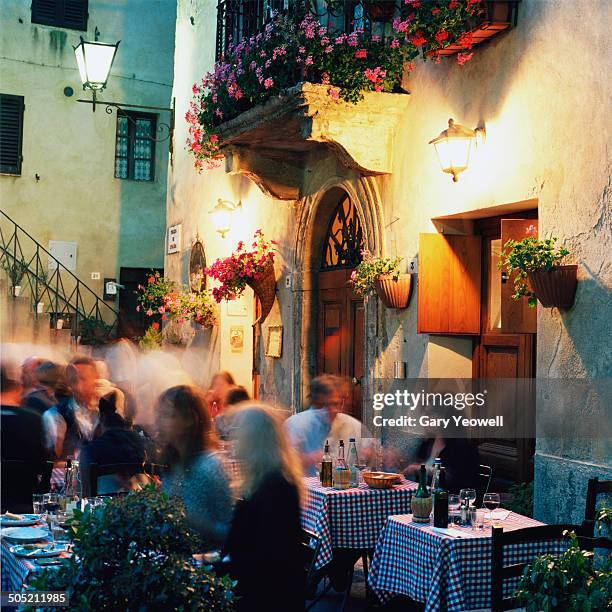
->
0 209 118 340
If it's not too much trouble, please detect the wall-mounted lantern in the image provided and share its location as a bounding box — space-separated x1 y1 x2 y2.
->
73 37 120 100
209 199 242 238
429 118 486 182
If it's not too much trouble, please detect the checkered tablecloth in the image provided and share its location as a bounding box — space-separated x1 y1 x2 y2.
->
368 512 568 612
1 537 40 592
301 476 417 569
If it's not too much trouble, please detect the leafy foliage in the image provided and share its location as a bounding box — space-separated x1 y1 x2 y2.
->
507 481 534 518
596 500 612 535
138 324 163 352
498 236 570 307
205 230 276 302
349 251 402 297
2 257 28 286
78 315 113 346
26 487 236 612
515 531 612 611
186 2 485 168
136 270 176 318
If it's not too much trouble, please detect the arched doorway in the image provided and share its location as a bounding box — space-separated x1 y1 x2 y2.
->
317 192 365 417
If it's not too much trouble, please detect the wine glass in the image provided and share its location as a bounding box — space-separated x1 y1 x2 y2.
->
448 494 461 525
483 492 501 523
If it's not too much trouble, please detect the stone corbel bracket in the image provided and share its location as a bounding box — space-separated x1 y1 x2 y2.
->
219 82 410 200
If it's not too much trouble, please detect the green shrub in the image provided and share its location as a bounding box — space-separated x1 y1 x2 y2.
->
507 481 534 518
27 487 235 611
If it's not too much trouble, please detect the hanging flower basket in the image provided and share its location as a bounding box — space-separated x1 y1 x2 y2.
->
527 265 577 310
374 274 412 309
248 261 276 324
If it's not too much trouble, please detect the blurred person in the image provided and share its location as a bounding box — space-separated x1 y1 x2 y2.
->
80 391 146 496
204 371 235 418
21 356 43 396
285 375 372 476
1 365 48 513
23 360 63 415
157 385 232 548
225 403 304 612
215 385 250 441
104 339 139 424
403 435 479 493
42 356 101 460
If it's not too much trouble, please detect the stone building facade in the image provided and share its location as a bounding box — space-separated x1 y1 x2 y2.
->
165 0 611 523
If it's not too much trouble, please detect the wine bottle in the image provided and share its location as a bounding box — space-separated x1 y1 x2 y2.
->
347 438 359 487
415 464 430 498
333 439 350 490
321 440 333 487
433 467 449 528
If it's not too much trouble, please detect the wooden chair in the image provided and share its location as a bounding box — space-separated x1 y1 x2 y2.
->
301 528 332 611
1 459 54 512
584 477 612 535
84 462 164 497
491 523 586 612
479 464 493 496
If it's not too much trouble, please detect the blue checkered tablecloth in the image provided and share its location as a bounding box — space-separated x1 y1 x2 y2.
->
1 539 36 592
368 512 568 612
301 476 417 569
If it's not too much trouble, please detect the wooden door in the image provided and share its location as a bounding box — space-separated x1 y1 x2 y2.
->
474 212 537 485
316 194 364 418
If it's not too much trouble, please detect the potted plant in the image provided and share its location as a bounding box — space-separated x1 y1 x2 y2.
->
138 323 162 352
206 229 277 323
33 269 48 314
3 257 28 296
163 289 218 328
78 315 113 346
26 487 235 611
514 530 612 611
136 270 176 320
349 251 412 309
498 236 577 309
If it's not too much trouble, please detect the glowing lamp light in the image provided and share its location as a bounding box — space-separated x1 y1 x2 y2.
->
209 199 242 238
73 37 120 92
429 118 486 182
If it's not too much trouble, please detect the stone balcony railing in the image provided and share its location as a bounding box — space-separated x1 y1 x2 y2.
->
217 82 410 200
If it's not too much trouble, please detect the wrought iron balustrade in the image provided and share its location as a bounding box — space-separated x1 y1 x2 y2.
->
0 209 118 342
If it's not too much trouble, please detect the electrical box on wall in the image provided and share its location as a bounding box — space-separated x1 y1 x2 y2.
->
104 278 118 301
48 241 77 271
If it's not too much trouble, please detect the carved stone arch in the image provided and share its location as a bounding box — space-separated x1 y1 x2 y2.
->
291 175 384 412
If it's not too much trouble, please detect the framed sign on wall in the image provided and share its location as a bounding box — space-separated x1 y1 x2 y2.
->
167 224 182 254
265 325 283 358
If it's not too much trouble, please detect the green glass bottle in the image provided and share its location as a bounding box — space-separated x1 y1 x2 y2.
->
415 464 430 498
433 467 449 528
412 464 432 523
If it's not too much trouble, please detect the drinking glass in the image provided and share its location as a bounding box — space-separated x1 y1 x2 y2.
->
32 494 45 515
448 494 461 525
44 493 61 516
471 508 484 530
460 488 477 508
483 493 501 522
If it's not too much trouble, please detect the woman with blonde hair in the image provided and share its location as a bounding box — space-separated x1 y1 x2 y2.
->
156 385 233 549
225 402 305 611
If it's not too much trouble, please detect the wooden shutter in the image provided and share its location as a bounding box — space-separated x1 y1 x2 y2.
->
32 0 88 30
500 219 538 333
0 94 25 175
417 233 481 335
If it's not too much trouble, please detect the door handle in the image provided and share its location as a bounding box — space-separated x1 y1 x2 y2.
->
501 271 508 284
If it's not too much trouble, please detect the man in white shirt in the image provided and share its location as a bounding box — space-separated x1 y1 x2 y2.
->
285 375 372 476
43 356 100 459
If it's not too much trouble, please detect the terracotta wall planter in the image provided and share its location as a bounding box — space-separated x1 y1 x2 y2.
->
527 265 577 310
374 274 412 309
247 261 276 324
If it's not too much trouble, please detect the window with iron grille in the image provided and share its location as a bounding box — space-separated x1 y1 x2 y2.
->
0 94 25 176
114 112 157 181
31 0 88 31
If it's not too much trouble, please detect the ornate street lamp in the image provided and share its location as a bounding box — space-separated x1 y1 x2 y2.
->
73 37 120 103
209 199 242 238
429 118 486 182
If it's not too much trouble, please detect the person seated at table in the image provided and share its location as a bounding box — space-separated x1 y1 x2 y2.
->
215 385 250 441
157 385 233 549
402 435 479 493
204 370 235 419
225 402 304 612
79 391 146 496
23 360 63 415
42 356 102 460
285 375 372 476
1 364 48 513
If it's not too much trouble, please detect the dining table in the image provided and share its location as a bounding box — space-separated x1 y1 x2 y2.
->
368 510 568 612
301 475 417 570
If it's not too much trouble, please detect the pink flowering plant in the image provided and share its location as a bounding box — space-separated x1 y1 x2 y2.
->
349 251 403 297
136 271 217 327
187 2 487 168
205 230 277 302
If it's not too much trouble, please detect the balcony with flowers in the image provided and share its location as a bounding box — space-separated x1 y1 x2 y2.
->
186 0 520 199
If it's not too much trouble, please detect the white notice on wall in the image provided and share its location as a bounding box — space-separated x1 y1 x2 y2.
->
167 224 182 254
